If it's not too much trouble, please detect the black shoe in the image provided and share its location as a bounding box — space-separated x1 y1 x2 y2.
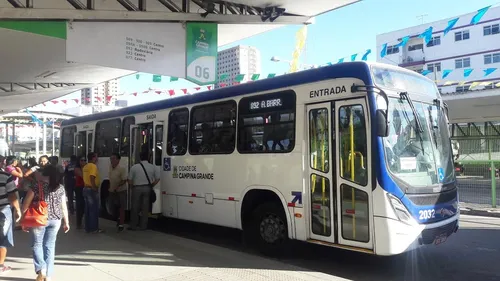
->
118 225 124 232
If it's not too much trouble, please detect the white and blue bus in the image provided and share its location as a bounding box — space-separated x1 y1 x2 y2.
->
60 62 459 256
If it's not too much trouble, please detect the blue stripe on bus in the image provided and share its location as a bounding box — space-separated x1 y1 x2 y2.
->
61 61 411 206
61 62 373 126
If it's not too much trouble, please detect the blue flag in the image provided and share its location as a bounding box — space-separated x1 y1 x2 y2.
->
444 18 459 36
484 68 497 77
338 58 344 64
351 54 358 62
418 27 434 45
442 69 452 79
471 6 491 25
381 44 388 58
421 70 432 76
395 36 410 48
362 49 372 61
464 68 473 77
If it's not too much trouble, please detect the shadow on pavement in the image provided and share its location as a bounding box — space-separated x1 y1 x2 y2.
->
3 216 500 281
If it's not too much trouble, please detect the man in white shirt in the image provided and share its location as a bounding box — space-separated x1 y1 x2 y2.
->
128 152 159 230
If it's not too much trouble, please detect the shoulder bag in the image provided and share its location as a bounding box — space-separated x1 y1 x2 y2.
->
139 162 157 204
21 180 48 228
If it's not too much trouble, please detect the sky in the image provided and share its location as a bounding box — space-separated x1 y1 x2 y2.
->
40 0 498 111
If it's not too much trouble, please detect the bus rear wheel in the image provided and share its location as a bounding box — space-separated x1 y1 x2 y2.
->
247 202 288 256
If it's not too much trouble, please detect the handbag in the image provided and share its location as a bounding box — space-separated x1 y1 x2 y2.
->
21 181 48 228
139 162 157 204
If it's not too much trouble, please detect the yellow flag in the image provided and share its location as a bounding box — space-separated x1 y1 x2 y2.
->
289 26 308 73
469 82 480 89
444 81 454 86
458 81 467 86
480 81 492 86
496 82 500 88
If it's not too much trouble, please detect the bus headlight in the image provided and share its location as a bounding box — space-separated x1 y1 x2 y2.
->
387 193 413 225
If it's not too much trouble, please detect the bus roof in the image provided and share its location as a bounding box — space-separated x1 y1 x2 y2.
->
62 61 375 126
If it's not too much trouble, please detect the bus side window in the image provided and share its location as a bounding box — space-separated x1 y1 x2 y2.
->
189 101 236 155
121 116 135 156
167 108 189 156
61 126 76 158
238 90 296 154
95 118 121 157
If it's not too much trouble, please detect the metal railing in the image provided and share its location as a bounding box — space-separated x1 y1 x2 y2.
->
452 122 500 208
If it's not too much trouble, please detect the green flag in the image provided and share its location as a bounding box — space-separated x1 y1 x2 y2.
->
251 74 261 81
170 77 179 82
153 75 162 82
267 73 276 78
219 73 229 81
235 74 245 82
135 74 140 80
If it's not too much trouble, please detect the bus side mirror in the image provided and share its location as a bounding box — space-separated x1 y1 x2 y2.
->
376 109 389 137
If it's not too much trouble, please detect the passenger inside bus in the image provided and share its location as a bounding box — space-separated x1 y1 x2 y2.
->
167 123 187 155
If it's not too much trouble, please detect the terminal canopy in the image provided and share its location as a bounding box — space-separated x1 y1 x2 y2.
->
0 0 359 115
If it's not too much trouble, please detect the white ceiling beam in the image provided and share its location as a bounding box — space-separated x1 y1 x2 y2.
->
0 7 311 24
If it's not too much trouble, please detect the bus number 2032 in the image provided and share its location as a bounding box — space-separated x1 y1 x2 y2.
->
419 209 435 220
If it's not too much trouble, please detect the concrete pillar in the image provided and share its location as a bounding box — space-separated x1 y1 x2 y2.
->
5 124 8 145
52 121 55 156
11 122 15 154
43 116 47 155
35 123 39 157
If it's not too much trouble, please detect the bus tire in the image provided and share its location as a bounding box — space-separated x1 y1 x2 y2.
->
248 202 289 256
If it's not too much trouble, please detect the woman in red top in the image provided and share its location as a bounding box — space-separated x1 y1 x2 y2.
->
74 156 86 229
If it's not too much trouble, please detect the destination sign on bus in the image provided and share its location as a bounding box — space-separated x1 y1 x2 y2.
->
309 86 347 98
249 98 283 110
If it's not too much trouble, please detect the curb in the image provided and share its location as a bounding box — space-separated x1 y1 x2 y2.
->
460 209 500 218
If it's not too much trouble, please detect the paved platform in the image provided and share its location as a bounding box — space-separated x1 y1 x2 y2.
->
1 218 347 281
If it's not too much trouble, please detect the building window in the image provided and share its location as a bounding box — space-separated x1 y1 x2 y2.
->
456 85 471 92
427 63 442 72
167 108 189 156
484 24 500 36
237 90 296 154
189 100 237 155
427 36 441 47
455 30 470 41
408 44 423 51
485 82 500 90
386 45 399 55
484 53 500 64
455 58 471 69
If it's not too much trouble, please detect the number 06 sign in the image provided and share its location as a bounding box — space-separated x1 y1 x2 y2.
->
186 22 218 85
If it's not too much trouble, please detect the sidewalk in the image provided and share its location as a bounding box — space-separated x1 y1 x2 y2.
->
1 218 347 281
460 202 500 218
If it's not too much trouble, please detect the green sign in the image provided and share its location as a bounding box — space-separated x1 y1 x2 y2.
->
186 22 218 85
0 21 67 39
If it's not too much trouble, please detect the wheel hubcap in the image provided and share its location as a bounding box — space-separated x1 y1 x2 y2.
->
259 213 285 244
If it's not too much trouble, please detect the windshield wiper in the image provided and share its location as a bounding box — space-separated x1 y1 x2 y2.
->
400 92 424 133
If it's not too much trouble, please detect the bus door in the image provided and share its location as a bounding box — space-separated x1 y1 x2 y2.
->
129 121 163 214
335 98 373 250
306 103 336 244
74 130 93 157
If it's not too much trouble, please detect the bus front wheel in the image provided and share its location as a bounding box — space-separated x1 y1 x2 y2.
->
247 202 289 256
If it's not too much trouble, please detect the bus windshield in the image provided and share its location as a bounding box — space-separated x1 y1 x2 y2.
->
372 66 454 188
384 98 454 187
